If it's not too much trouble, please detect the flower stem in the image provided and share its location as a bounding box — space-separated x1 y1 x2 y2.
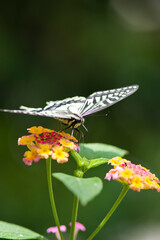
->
70 151 83 240
71 150 83 167
46 157 64 240
70 195 79 240
87 185 129 240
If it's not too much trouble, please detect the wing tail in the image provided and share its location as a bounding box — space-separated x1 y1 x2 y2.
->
0 108 46 117
0 108 74 119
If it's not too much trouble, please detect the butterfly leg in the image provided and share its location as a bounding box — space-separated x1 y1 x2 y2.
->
73 128 84 142
82 123 88 133
71 128 75 137
60 125 71 133
59 124 77 140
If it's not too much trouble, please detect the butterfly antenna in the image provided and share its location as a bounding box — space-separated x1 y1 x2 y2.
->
85 111 110 118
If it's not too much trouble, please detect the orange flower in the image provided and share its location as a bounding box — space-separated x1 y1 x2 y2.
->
27 126 45 135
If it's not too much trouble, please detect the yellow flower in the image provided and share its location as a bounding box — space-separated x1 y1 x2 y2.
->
37 144 52 159
130 175 144 192
52 146 69 163
119 168 133 182
108 157 127 166
144 177 160 191
60 131 77 142
60 138 77 150
24 148 38 160
18 135 35 145
23 148 40 165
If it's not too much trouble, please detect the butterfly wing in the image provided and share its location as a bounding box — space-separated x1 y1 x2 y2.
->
79 85 139 117
0 96 86 120
0 85 139 121
0 107 73 119
44 96 86 118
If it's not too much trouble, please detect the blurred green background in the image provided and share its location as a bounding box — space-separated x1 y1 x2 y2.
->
0 1 160 239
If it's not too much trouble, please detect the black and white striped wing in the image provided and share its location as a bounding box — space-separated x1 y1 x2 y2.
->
43 96 86 119
0 96 86 120
79 85 139 117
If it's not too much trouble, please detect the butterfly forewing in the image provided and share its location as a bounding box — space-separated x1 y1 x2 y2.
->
79 85 139 117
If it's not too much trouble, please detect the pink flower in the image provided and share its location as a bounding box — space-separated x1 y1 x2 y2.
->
69 222 86 239
75 222 86 231
105 166 123 181
47 225 66 240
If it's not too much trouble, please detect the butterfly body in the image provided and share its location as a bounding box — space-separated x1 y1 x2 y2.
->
55 117 83 129
0 85 139 133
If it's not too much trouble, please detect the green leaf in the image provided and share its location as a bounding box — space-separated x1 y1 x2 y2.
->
0 221 44 240
79 143 128 160
53 173 103 206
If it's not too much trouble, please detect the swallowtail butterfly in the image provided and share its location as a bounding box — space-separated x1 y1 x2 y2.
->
0 85 139 135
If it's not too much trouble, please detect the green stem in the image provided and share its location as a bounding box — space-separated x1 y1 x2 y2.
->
46 157 64 240
71 150 83 166
70 196 79 240
70 150 83 240
87 185 129 240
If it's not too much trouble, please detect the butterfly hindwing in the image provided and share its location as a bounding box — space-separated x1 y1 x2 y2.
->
0 96 86 120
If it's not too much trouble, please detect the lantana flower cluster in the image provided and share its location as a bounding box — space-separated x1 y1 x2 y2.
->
18 126 80 165
105 157 160 192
